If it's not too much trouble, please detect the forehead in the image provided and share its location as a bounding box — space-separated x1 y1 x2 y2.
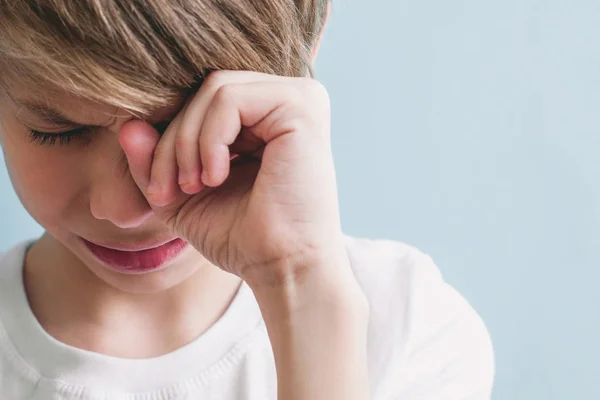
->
1 85 123 126
0 80 188 127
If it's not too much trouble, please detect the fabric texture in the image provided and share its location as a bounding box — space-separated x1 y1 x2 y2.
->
0 236 494 399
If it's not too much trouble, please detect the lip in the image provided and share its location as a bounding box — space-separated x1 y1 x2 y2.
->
85 237 180 252
81 237 189 274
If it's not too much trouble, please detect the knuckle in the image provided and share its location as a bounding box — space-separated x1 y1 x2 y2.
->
288 84 305 104
203 70 229 92
277 83 305 110
280 79 331 131
152 140 170 162
304 78 330 107
213 84 238 105
174 132 192 155
290 78 330 110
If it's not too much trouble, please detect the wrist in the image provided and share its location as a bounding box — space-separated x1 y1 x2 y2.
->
246 248 369 325
245 245 371 400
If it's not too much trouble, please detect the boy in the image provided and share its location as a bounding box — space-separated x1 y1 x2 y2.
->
0 1 494 399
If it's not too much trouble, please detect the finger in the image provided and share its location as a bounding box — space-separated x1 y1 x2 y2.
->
176 71 281 187
172 96 204 195
146 115 183 206
229 128 265 156
175 92 206 194
118 120 160 191
198 85 241 187
199 80 324 187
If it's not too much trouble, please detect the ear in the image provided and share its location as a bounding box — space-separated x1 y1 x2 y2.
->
311 2 331 63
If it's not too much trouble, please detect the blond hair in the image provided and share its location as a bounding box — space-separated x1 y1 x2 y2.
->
0 0 329 115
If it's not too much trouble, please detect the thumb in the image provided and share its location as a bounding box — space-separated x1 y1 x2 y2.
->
118 120 160 192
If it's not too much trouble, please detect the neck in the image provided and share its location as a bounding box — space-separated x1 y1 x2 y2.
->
23 232 241 358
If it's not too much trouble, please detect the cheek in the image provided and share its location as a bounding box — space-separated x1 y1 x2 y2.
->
3 139 83 229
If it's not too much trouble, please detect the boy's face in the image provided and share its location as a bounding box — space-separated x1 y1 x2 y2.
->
0 87 207 294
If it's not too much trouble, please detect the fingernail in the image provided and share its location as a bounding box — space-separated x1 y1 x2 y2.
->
201 168 209 186
147 181 161 197
178 168 188 187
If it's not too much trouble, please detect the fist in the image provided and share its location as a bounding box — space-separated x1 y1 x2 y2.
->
119 71 348 286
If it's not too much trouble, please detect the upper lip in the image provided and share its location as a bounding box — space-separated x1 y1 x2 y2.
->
81 237 181 252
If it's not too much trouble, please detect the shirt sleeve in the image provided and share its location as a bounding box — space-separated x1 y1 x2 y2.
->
389 250 495 400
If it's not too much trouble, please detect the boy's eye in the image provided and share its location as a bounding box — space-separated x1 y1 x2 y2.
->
27 127 92 147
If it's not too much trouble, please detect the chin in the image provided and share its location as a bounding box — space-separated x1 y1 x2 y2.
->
71 241 204 295
62 234 200 294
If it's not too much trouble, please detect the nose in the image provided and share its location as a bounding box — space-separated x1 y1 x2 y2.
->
89 142 154 229
89 163 154 228
90 180 153 229
88 96 186 229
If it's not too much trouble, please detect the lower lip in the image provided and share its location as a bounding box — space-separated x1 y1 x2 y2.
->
82 238 189 274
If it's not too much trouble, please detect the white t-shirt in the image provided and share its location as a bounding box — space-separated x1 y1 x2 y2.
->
0 236 494 399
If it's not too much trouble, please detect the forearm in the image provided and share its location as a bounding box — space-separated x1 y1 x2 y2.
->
248 251 371 400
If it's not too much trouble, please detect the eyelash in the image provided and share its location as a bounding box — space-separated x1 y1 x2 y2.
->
28 127 92 147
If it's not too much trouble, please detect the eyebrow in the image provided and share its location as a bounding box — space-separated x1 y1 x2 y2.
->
13 98 175 130
17 102 87 127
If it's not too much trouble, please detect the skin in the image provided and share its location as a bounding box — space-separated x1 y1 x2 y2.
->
0 5 371 399
1 89 245 356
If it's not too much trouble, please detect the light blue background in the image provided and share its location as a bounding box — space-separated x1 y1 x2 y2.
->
0 1 597 399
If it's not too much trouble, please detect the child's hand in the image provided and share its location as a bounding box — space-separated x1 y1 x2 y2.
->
119 70 348 287
121 72 370 398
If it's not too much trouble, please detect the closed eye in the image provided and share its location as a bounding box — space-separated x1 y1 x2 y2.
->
27 120 172 147
28 127 92 147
